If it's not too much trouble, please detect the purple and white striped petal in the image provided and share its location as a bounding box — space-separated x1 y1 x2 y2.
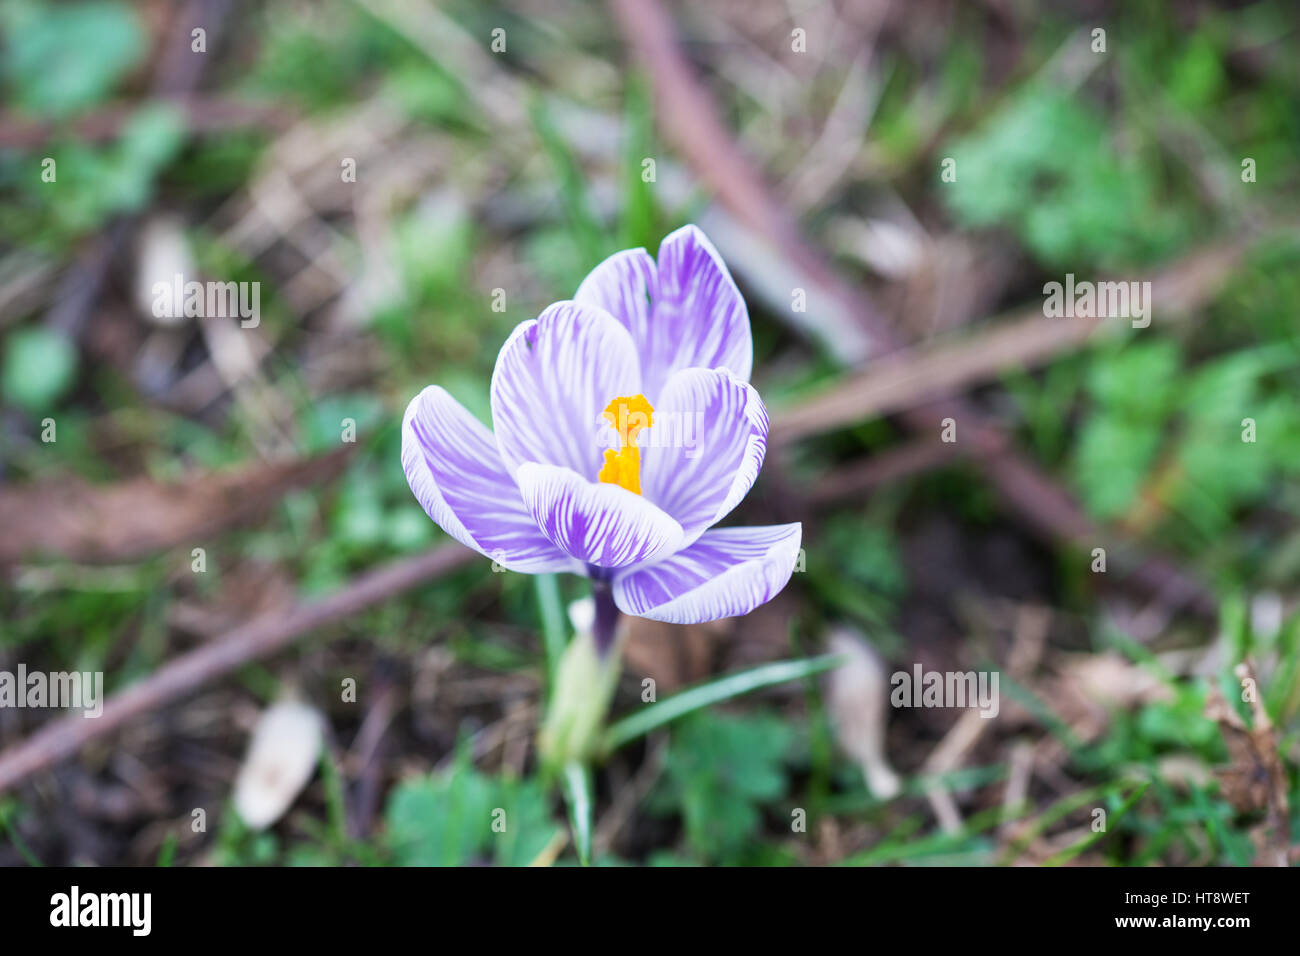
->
574 225 752 401
491 301 641 480
401 386 578 573
573 247 655 351
516 462 684 569
640 367 768 546
611 523 802 624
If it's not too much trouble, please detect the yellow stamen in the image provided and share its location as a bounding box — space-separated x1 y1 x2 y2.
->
597 394 653 494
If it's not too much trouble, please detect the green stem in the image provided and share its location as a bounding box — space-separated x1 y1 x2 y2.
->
534 573 567 692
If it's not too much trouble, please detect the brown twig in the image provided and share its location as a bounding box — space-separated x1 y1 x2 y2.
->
0 98 293 149
0 446 355 565
0 543 475 794
610 0 894 353
771 231 1264 446
805 435 981 509
345 676 399 839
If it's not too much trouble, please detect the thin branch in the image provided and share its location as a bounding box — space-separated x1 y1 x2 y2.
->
771 231 1268 446
0 543 475 794
805 435 980 508
0 98 293 149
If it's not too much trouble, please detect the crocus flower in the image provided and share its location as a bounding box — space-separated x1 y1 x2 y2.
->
401 225 801 642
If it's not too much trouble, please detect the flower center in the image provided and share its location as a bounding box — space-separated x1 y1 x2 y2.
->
597 394 653 494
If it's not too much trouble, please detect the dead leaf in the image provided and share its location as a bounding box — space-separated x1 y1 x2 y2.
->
825 627 900 798
0 446 352 565
1205 662 1290 866
232 700 324 830
623 617 725 694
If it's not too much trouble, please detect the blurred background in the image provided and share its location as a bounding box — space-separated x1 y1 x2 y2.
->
1 0 1298 866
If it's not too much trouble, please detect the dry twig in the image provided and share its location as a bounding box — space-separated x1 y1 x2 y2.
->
0 543 475 794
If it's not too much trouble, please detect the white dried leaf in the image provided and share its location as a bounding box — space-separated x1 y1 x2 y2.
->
1063 652 1170 707
135 215 195 327
233 700 324 830
826 628 901 799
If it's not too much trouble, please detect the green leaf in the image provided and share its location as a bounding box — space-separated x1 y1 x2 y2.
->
650 712 796 861
1073 413 1162 519
0 797 44 867
1042 782 1151 866
942 85 1178 266
385 766 496 866
1167 33 1225 110
116 104 187 177
2 327 77 411
493 776 563 867
384 765 561 867
619 73 657 250
601 654 843 753
1084 341 1180 419
1072 341 1181 519
529 97 607 268
1 0 145 117
561 762 592 866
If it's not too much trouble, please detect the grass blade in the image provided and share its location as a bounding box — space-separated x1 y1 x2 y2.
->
529 98 606 266
1042 781 1151 866
561 761 593 866
601 654 844 753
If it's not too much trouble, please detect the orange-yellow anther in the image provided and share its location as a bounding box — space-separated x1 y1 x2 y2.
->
597 394 654 494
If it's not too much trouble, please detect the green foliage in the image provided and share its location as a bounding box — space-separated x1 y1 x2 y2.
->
529 98 610 271
1070 338 1300 541
1 570 154 680
823 519 908 602
801 505 907 647
309 418 435 586
1170 347 1300 538
603 656 843 753
383 64 468 127
3 105 184 247
302 394 386 454
650 711 796 863
385 765 560 866
244 5 444 114
0 0 144 117
619 75 659 251
213 759 560 867
943 86 1181 267
1166 33 1226 111
0 797 44 866
1072 340 1179 520
213 807 282 866
2 327 77 412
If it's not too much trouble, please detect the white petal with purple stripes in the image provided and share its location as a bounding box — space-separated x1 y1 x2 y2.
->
612 523 802 624
573 225 752 401
491 301 641 479
516 462 684 569
640 367 768 546
401 386 577 572
573 247 656 352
